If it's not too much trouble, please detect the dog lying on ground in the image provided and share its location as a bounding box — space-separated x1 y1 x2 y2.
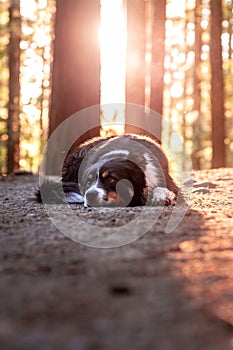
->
37 134 180 207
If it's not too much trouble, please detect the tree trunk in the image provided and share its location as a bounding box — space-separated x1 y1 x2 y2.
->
210 0 226 168
46 0 101 174
150 0 166 116
125 0 146 135
125 0 164 141
125 0 146 107
192 0 202 170
7 0 20 174
49 0 101 136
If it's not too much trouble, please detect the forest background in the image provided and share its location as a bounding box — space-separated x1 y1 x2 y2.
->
0 0 232 175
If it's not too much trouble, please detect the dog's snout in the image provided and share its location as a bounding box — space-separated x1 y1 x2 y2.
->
85 190 97 204
84 186 110 207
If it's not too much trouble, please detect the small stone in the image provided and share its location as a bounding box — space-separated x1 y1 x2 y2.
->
192 187 210 194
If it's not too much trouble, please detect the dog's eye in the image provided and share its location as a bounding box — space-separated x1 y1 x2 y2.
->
85 173 94 188
105 176 117 185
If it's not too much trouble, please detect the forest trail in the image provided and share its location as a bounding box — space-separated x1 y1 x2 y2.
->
0 168 233 350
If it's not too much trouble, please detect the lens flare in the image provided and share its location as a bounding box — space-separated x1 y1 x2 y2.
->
99 0 127 136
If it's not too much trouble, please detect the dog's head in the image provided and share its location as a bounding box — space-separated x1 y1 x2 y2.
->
81 158 147 207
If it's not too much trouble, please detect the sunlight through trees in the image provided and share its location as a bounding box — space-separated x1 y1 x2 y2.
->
0 0 232 174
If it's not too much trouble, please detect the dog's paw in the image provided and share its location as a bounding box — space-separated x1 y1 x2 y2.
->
151 187 176 206
65 191 84 204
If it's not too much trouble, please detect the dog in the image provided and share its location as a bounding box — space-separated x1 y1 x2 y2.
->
37 134 180 207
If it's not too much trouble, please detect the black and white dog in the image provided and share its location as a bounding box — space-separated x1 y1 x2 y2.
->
37 134 179 207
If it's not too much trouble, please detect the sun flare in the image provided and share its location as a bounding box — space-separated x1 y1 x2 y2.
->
99 0 127 136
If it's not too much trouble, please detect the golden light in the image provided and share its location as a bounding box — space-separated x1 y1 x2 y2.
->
99 0 127 136
20 0 37 19
3 0 220 174
18 0 54 172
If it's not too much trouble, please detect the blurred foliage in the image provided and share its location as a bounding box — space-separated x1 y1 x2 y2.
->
0 0 9 173
0 0 232 173
222 0 233 166
163 0 232 169
0 0 55 174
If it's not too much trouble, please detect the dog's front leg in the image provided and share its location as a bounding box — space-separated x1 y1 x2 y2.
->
151 187 176 206
63 182 84 204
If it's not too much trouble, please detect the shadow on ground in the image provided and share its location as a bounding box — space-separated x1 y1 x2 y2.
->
0 170 233 350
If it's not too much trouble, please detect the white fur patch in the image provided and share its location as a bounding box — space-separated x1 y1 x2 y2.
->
151 187 176 206
84 182 106 207
144 153 159 188
101 150 129 159
65 192 84 204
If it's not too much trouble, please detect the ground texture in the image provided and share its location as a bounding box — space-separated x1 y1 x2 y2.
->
0 168 233 350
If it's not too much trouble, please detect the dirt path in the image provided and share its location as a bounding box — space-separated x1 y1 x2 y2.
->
0 168 233 350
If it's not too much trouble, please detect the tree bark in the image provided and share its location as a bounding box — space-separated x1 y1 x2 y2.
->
125 0 146 107
210 0 226 168
150 0 166 116
125 0 164 141
49 0 101 136
125 0 146 135
46 0 101 174
7 0 20 174
192 0 202 170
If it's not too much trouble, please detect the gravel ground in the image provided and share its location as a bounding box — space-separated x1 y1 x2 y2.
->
0 168 233 350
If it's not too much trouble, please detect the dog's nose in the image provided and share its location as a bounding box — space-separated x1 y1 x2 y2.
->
85 190 98 206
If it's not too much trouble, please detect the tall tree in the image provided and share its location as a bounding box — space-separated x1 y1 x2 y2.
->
192 0 202 169
150 0 166 118
49 0 101 136
125 0 146 135
7 0 20 173
125 0 146 107
125 0 165 141
210 0 226 168
46 0 101 174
